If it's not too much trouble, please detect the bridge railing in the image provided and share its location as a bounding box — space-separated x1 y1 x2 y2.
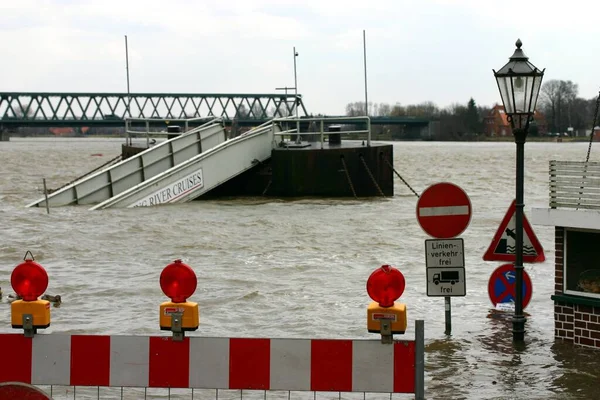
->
272 116 372 147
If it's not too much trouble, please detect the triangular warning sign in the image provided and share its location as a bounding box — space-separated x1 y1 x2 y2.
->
483 200 545 263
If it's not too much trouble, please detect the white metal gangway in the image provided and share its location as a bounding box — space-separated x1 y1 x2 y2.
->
26 118 227 208
90 122 286 210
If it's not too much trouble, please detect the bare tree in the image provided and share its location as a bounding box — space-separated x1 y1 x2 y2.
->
539 80 561 131
345 101 369 116
235 104 249 119
561 80 578 131
539 79 578 133
251 103 266 119
390 103 406 117
12 101 34 118
377 103 392 116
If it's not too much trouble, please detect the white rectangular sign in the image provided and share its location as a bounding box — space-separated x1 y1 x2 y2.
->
425 238 464 268
130 169 204 208
426 267 466 297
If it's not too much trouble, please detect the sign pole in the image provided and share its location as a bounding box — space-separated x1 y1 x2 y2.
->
418 182 471 337
444 296 451 335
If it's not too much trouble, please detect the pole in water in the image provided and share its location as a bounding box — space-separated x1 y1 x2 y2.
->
293 46 300 143
125 35 131 116
444 296 452 335
124 35 132 146
42 178 50 214
363 29 371 147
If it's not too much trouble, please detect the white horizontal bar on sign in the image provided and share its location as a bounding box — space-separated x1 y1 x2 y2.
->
419 205 469 217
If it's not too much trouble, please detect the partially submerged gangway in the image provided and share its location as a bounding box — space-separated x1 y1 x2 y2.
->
26 115 397 208
90 122 283 209
26 118 227 208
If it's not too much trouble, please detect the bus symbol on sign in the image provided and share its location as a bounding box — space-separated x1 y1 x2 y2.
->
433 270 459 285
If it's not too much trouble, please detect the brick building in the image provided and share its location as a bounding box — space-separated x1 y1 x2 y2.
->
532 160 600 349
484 105 548 137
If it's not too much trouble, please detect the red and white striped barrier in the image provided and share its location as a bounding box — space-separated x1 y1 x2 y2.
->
0 327 424 394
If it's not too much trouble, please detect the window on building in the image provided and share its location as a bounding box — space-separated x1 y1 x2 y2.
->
565 228 600 299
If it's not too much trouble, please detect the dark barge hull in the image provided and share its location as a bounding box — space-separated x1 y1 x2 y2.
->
122 141 394 198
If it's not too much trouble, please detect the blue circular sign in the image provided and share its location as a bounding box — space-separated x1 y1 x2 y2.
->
488 263 532 309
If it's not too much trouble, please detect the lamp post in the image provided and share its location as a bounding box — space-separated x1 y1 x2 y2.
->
493 39 545 342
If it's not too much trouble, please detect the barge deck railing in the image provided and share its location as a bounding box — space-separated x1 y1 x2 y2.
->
272 116 372 148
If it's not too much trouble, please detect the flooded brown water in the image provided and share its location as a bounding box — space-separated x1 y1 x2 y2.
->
1 138 599 399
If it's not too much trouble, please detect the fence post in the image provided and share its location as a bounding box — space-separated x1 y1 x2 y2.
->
415 319 425 400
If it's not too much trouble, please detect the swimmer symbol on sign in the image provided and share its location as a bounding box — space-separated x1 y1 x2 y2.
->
483 200 545 263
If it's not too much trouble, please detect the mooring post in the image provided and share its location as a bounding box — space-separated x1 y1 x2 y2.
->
42 178 50 214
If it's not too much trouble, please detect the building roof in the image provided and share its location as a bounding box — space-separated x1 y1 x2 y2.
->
489 105 510 127
488 105 546 127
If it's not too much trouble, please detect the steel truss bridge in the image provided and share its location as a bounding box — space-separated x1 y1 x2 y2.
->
0 92 431 128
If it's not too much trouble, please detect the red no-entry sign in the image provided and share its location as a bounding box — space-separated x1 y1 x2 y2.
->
416 182 472 239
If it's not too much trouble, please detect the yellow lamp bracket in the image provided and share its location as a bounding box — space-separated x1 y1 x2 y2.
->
11 300 51 338
378 317 394 344
170 312 185 342
367 301 407 344
159 301 199 341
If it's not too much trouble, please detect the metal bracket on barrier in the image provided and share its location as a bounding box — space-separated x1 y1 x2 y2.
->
171 312 184 341
378 318 393 344
22 314 35 338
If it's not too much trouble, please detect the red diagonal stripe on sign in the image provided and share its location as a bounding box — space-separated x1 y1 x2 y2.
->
229 338 270 389
497 272 516 302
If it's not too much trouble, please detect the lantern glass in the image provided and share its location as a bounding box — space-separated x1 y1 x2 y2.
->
493 39 545 129
496 75 515 114
495 74 542 116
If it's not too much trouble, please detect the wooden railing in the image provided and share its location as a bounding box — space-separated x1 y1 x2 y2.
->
550 160 600 209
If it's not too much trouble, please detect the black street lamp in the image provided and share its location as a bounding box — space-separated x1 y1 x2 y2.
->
493 39 545 342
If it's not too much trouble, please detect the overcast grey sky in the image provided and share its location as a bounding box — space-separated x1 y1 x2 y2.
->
2 0 599 115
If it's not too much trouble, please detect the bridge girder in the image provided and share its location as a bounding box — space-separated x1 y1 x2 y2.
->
0 92 307 127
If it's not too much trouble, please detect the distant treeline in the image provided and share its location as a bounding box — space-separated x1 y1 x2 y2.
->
344 79 599 140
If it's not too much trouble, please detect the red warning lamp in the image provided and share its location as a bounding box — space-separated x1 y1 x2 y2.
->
159 259 199 338
11 260 49 301
366 264 408 337
10 253 52 336
366 264 405 307
160 259 198 303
